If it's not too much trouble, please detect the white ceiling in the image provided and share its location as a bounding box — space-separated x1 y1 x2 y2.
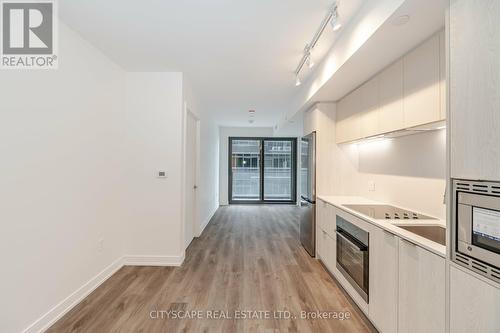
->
59 0 365 127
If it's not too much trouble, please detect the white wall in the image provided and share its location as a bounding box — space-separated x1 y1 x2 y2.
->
0 22 218 333
354 130 447 218
218 126 274 205
124 72 185 258
182 79 220 235
0 22 127 333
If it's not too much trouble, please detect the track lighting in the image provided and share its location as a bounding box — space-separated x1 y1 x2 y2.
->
295 75 302 86
306 53 314 69
293 2 341 86
331 6 342 31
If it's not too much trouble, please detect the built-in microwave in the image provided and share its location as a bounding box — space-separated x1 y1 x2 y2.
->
452 179 500 283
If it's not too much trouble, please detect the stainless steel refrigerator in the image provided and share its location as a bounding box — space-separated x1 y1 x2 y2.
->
300 132 316 257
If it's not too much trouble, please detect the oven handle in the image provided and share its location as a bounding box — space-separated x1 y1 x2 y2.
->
336 228 368 251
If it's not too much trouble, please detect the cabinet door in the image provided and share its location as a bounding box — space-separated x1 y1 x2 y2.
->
398 239 445 333
317 228 325 260
450 0 500 180
325 232 337 273
336 88 361 143
450 265 500 333
369 228 398 333
403 34 441 128
359 77 380 138
316 199 326 232
439 29 446 121
379 59 404 133
325 203 336 237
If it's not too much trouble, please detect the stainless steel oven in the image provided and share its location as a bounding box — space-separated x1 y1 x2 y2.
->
336 215 369 302
452 179 500 283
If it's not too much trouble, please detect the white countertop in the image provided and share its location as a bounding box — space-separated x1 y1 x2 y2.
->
317 195 447 257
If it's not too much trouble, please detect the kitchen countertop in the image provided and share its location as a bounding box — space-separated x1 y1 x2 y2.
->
317 195 447 258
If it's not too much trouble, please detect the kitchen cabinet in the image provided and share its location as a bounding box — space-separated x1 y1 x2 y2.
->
403 33 441 128
378 59 404 134
359 77 380 138
317 228 327 261
439 29 446 121
324 232 336 273
369 227 398 333
449 265 500 333
398 239 445 333
316 200 336 268
336 31 445 144
336 87 361 143
316 199 327 233
317 228 336 272
450 0 500 180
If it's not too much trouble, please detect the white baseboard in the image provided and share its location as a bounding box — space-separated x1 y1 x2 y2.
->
198 204 219 237
23 253 185 333
23 256 124 333
123 254 185 266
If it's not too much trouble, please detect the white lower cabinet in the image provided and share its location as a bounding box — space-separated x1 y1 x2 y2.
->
316 205 446 333
450 265 500 333
324 233 336 273
317 228 327 261
398 239 445 333
369 227 398 333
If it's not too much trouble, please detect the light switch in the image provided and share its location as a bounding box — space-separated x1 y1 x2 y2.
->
157 171 167 178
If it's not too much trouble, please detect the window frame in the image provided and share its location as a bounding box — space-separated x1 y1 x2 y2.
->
228 137 297 205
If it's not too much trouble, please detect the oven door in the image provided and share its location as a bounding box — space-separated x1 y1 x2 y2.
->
457 192 500 268
336 227 369 302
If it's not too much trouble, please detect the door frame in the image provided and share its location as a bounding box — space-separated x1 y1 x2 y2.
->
182 105 201 251
228 137 297 205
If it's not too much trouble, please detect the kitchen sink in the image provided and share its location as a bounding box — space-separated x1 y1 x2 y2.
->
398 225 446 246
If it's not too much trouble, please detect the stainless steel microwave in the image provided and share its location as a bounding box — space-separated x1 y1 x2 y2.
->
452 179 500 283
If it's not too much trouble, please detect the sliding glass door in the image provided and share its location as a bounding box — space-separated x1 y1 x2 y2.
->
229 137 296 204
229 139 261 201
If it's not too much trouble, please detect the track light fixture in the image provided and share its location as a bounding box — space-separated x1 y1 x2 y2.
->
295 75 302 86
294 2 341 86
306 51 314 69
331 6 342 31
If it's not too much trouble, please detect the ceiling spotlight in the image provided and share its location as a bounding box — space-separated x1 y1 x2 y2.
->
331 6 342 31
306 53 314 69
295 75 301 87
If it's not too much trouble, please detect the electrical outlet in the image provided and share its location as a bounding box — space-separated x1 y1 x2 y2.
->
157 171 167 178
98 239 104 252
368 181 376 192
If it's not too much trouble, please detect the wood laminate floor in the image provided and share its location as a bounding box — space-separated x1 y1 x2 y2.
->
48 205 375 333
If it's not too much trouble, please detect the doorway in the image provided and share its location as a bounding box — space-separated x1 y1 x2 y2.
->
185 109 199 248
228 137 297 204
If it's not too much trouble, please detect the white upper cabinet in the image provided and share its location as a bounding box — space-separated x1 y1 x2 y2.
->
359 77 380 138
379 59 404 134
336 31 445 144
439 29 446 121
403 33 442 128
450 0 500 180
336 87 361 143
